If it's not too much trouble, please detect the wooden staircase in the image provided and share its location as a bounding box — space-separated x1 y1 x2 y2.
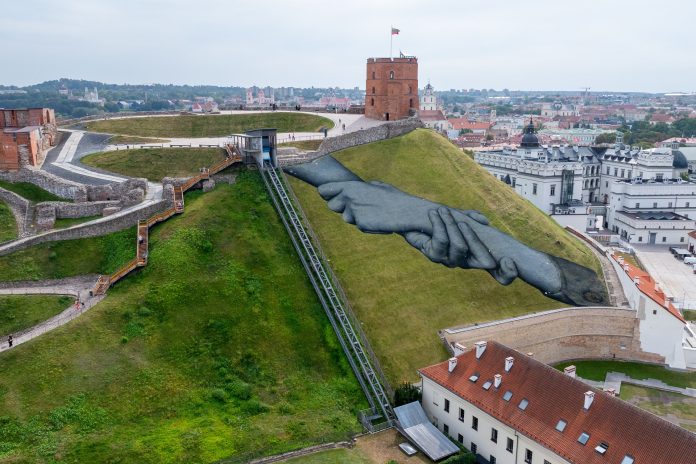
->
92 144 243 296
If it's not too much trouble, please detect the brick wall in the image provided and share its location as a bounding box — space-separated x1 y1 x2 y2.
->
365 57 418 121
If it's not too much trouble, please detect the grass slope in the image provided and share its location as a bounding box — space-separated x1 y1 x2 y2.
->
0 201 17 242
288 129 601 383
620 385 696 432
0 295 73 336
279 140 323 151
0 227 134 282
0 173 365 463
86 113 334 138
0 180 67 203
554 360 696 388
81 148 226 182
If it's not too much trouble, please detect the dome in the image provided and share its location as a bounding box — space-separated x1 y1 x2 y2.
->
520 118 540 148
673 150 688 169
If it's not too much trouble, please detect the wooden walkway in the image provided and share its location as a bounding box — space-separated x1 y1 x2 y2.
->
92 145 243 295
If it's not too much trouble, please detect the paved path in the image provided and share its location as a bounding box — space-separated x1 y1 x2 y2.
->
578 372 696 398
0 275 102 352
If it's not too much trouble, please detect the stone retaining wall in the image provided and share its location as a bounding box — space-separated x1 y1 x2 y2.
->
277 118 425 166
0 168 86 201
0 275 99 290
0 187 30 237
441 307 665 365
0 200 169 256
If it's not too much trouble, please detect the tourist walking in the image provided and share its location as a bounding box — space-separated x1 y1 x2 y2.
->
8 335 13 348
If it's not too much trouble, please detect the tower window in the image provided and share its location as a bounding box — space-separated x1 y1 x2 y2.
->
409 86 412 94
371 98 374 106
389 70 395 79
372 71 375 79
372 86 375 94
409 98 413 108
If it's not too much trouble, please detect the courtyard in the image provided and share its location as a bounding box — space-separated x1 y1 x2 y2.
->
633 244 696 308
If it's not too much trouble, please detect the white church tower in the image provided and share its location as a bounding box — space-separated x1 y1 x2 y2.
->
420 82 437 111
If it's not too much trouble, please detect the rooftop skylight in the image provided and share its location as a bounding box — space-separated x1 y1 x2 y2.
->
555 420 567 432
469 374 480 383
595 442 609 455
620 455 634 464
483 381 492 390
503 390 513 401
518 399 529 410
578 432 590 445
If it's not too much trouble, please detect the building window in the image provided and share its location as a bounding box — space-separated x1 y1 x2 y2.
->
506 438 514 453
656 173 664 181
544 461 551 464
662 236 667 242
372 71 375 79
409 85 412 94
491 428 498 443
372 86 375 94
471 443 477 454
371 98 374 106
490 455 497 464
638 236 642 242
605 181 608 188
444 399 450 413
458 433 463 444
621 169 625 178
653 202 658 208
550 184 556 196
614 168 618 176
443 423 449 435
669 202 673 208
459 408 465 422
525 449 533 463
389 70 394 79
686 202 690 208
606 166 610 175
681 237 685 242
409 98 413 108
636 202 640 208
472 416 478 431
532 183 538 195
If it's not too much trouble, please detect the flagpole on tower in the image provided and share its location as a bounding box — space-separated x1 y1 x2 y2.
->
390 25 393 60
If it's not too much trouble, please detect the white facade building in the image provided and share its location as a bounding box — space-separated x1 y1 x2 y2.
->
541 101 579 118
419 340 696 464
420 83 437 111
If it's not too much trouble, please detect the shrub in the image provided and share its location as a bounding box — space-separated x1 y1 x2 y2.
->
442 452 476 464
211 388 227 403
394 382 421 406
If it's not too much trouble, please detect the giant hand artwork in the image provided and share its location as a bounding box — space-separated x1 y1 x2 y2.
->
285 155 608 307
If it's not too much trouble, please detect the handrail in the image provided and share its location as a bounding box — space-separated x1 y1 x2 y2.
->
92 143 242 296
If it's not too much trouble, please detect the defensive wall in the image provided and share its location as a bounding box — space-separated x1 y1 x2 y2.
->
0 187 30 237
0 199 169 257
441 307 665 365
277 118 424 166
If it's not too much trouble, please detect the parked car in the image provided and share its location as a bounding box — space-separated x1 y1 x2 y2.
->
685 256 696 265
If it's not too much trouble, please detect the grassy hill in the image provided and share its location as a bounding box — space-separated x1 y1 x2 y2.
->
0 295 73 336
85 113 334 138
0 172 364 463
81 147 226 182
287 129 602 383
0 180 67 203
0 201 17 243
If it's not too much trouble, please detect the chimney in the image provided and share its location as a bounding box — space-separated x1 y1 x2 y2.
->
494 374 502 388
453 342 467 356
448 357 458 373
474 341 487 359
633 277 640 286
564 365 576 378
584 391 595 410
505 356 514 372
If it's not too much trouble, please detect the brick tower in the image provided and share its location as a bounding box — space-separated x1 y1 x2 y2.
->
365 56 418 121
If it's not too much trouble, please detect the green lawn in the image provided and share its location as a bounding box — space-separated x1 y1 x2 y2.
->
0 180 68 203
682 309 696 321
0 295 73 336
0 172 365 462
0 227 134 282
620 384 696 431
283 448 371 464
0 200 17 243
53 215 102 230
554 360 696 388
86 113 334 138
81 147 226 182
288 129 602 383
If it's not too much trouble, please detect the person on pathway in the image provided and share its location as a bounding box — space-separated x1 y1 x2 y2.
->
8 335 13 347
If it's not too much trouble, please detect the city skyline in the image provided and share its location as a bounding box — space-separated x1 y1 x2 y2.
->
2 0 695 93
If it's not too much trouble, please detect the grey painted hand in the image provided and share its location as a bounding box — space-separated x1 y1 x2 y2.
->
317 180 489 234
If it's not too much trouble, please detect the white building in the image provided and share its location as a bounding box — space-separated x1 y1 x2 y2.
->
475 121 586 214
419 340 696 464
538 128 613 145
541 101 579 118
420 82 437 111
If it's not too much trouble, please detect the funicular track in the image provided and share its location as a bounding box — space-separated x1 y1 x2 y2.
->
261 161 395 426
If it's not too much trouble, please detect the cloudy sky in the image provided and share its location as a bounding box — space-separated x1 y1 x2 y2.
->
2 0 694 92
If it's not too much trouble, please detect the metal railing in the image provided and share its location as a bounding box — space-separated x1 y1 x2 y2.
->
261 161 394 424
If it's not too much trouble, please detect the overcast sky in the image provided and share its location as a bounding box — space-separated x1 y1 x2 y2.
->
2 0 695 93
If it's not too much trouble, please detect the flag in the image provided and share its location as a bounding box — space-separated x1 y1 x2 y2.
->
391 27 400 35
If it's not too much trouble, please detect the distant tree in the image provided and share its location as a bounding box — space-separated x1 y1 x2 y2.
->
673 118 696 137
594 133 616 144
486 133 494 141
459 128 473 135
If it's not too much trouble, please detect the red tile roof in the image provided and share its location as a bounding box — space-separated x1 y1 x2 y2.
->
420 341 696 464
688 230 696 239
419 110 447 121
448 118 491 131
610 254 685 322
